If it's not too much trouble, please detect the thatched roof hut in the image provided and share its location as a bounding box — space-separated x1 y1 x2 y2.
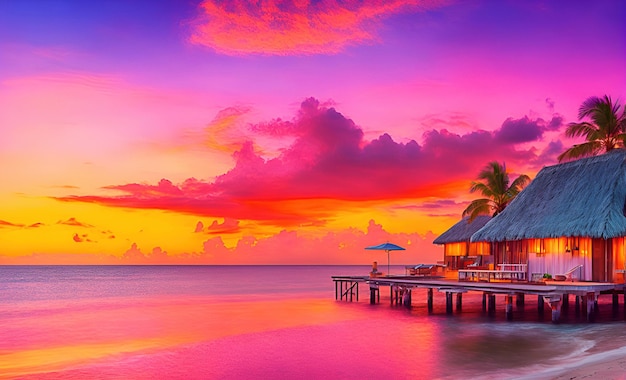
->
472 150 626 242
433 215 491 244
434 215 492 269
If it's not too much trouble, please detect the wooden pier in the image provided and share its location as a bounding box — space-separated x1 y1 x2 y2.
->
332 275 626 323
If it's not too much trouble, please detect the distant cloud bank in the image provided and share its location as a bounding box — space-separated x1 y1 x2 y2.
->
56 96 558 228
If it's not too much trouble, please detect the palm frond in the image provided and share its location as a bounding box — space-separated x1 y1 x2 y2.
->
462 199 492 222
558 142 602 162
561 95 626 161
564 121 595 139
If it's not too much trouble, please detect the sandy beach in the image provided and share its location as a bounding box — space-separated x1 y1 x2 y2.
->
519 346 626 380
551 355 626 380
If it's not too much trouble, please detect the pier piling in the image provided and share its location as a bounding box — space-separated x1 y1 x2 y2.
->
586 293 595 322
446 292 453 314
488 294 496 314
332 275 625 322
427 288 433 312
516 293 525 307
370 285 379 304
505 295 513 320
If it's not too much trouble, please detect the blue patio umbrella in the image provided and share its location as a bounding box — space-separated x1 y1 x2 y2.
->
365 242 406 275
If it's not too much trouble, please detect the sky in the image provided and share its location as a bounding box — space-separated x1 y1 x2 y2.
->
0 0 625 265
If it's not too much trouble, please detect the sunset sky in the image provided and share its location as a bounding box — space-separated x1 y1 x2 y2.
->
1 0 624 265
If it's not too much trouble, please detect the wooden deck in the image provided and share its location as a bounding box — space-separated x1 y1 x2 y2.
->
332 274 625 322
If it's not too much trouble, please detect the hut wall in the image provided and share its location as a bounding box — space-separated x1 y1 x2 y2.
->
528 252 590 280
612 237 626 283
525 237 592 280
444 242 466 256
469 241 490 256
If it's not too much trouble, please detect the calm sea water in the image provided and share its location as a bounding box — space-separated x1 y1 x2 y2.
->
2 265 626 379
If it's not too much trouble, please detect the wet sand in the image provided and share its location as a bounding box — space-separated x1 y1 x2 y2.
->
550 354 626 380
518 347 626 380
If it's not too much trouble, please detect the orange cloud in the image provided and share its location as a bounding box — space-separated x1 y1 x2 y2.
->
73 233 94 243
203 106 252 153
206 218 240 234
0 220 24 228
189 0 449 55
58 217 94 228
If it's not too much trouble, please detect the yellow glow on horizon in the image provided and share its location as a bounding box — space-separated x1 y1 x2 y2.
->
0 194 204 257
0 338 173 379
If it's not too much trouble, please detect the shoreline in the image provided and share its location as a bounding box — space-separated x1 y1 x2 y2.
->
518 346 626 380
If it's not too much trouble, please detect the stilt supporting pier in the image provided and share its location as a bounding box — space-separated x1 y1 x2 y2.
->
427 288 433 312
402 288 412 307
335 280 359 301
331 275 625 323
505 294 513 320
516 293 525 307
622 288 626 319
446 292 453 314
587 293 595 322
488 294 496 314
544 296 562 323
441 289 466 314
369 285 379 304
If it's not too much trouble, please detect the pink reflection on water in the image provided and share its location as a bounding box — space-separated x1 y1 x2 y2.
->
5 295 431 378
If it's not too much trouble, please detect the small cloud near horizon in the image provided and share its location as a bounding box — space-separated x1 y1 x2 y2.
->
58 217 94 228
0 220 25 228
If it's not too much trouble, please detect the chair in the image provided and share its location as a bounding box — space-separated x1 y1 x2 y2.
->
467 258 483 269
555 264 583 282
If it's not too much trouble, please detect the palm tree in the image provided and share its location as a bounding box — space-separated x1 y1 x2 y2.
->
558 95 626 162
462 162 530 222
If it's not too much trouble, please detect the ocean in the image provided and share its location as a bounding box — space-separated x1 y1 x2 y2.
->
1 265 626 379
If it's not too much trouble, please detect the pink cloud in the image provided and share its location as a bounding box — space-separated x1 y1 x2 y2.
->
200 219 442 265
123 243 144 259
121 244 174 264
494 115 564 144
57 97 549 226
189 0 450 56
194 221 204 233
206 218 240 234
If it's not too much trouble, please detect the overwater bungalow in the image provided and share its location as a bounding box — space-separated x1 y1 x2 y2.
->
471 150 626 283
433 215 491 270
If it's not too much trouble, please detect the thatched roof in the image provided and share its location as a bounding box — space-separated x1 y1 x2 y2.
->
472 150 626 242
433 215 491 244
